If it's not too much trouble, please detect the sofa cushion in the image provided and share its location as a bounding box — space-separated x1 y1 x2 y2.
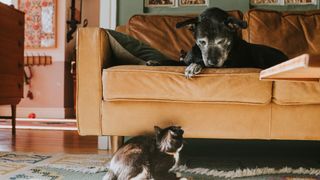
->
126 11 243 61
273 81 320 105
102 66 272 104
242 9 320 58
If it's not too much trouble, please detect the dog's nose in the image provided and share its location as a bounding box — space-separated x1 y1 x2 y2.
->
208 60 217 66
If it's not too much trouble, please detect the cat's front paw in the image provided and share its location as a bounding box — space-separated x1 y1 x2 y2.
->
184 63 203 79
176 172 188 180
146 60 161 66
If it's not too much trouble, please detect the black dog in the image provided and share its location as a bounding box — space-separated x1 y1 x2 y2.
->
147 7 288 78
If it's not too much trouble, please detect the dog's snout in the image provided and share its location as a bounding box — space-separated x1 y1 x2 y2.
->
204 48 220 66
203 58 217 67
208 59 218 66
208 60 216 66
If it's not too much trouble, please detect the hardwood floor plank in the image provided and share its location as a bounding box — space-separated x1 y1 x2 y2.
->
0 129 111 154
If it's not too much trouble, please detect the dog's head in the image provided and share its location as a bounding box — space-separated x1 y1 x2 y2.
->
176 7 247 67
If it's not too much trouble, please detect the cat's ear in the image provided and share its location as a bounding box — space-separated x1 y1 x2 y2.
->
154 126 162 135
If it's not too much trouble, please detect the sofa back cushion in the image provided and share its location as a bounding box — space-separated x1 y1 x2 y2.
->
242 9 320 59
124 11 243 61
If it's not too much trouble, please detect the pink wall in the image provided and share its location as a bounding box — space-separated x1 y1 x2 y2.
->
16 1 70 118
0 0 100 118
19 63 65 108
82 0 100 27
0 0 101 118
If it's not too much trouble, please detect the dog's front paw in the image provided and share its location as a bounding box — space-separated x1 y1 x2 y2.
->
146 60 161 66
179 178 188 180
184 63 203 79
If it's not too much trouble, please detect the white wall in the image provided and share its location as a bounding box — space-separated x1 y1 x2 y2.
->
100 0 117 29
0 0 12 5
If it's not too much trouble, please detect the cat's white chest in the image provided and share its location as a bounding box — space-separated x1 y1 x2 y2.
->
171 145 183 169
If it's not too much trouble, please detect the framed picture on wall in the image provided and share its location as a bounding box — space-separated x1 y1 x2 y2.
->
285 0 317 4
18 0 57 49
179 0 208 6
145 0 176 7
250 0 281 5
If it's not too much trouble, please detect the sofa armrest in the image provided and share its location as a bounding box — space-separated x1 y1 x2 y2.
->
76 27 111 135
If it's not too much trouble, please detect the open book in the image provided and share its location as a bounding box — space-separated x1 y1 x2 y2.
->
259 54 320 81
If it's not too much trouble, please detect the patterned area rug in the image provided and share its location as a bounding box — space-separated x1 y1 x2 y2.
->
1 152 320 180
0 152 110 179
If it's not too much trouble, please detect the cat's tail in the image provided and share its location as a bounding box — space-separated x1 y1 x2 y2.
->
102 170 117 180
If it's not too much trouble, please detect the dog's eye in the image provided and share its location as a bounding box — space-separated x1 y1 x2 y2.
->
198 40 206 46
216 39 224 44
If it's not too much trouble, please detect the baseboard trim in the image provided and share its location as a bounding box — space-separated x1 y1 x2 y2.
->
0 106 74 119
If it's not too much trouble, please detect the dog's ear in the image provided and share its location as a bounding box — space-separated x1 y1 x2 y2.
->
224 16 248 29
176 17 199 29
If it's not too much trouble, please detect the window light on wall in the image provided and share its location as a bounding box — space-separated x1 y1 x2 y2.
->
0 0 17 6
0 0 12 5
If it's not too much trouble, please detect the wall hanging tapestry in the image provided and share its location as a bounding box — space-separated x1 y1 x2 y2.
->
18 0 57 48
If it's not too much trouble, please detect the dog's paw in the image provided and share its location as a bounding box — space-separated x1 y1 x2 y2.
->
179 178 188 180
184 63 203 79
146 60 161 66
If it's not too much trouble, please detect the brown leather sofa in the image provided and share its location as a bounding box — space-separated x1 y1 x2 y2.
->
76 9 320 150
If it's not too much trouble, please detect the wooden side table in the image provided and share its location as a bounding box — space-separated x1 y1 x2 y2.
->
0 104 18 135
0 3 25 135
260 54 320 82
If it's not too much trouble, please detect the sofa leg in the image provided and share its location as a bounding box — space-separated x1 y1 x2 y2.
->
111 136 124 153
98 136 110 150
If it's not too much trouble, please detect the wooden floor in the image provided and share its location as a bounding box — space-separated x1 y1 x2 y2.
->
2 128 320 160
2 128 320 174
0 129 111 154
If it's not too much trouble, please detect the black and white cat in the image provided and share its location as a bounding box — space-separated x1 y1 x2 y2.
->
103 126 186 180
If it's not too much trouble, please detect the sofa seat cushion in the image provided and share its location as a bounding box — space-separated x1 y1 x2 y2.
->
102 66 272 104
273 81 320 105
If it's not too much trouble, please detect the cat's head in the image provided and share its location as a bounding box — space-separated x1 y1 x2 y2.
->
154 126 184 153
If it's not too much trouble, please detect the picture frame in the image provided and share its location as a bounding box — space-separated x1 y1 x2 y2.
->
18 0 57 49
179 0 209 6
285 0 317 4
145 0 175 7
250 0 281 5
251 0 317 5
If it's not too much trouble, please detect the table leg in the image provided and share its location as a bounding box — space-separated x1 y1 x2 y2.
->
11 104 16 135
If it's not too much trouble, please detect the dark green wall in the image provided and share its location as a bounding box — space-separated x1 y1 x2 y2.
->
117 0 249 25
117 0 144 25
117 0 320 25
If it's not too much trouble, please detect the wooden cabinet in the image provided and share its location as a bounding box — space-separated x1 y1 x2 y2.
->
0 2 24 135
